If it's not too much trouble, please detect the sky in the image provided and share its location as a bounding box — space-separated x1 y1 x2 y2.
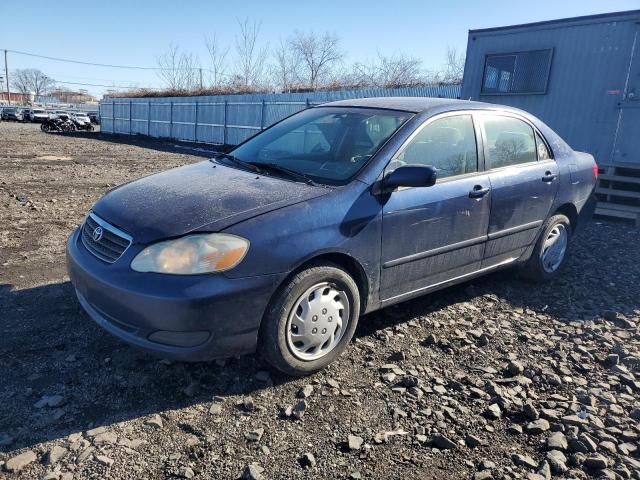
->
1 0 639 99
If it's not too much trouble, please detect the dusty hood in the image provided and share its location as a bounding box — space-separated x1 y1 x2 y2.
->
92 161 328 244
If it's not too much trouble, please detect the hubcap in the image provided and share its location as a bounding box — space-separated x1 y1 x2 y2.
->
286 282 350 361
541 223 568 273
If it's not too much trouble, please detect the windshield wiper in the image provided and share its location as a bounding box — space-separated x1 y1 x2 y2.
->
249 162 317 186
212 153 262 173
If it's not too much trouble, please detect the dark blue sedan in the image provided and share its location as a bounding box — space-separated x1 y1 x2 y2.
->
67 97 597 375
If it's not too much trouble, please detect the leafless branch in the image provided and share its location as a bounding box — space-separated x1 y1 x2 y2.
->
233 18 268 88
288 31 343 90
352 52 424 88
205 33 229 88
442 46 465 84
11 69 56 100
156 44 201 90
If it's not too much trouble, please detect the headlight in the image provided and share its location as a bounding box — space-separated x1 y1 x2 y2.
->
130 233 249 274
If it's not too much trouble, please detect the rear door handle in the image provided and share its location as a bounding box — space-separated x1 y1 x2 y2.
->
542 171 558 182
469 185 490 198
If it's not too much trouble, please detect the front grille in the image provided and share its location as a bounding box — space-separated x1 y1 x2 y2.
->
81 213 132 263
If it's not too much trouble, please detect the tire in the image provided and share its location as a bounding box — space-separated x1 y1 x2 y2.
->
41 123 48 132
259 262 361 376
521 214 572 282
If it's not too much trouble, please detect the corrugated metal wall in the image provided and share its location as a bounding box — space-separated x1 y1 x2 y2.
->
99 85 461 145
461 11 640 166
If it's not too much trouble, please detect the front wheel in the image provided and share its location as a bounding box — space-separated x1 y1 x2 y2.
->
259 262 360 376
521 214 572 282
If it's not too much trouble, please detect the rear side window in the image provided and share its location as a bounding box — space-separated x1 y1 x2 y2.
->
535 132 550 160
395 114 478 179
482 115 536 168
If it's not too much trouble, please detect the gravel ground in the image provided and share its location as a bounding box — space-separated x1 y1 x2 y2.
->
1 121 639 480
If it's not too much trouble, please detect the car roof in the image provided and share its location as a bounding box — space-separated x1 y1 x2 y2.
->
320 96 492 113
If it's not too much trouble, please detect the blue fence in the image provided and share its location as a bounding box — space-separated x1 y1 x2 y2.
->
99 85 461 145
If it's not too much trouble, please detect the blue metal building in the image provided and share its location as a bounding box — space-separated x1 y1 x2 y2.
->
461 9 640 166
461 10 640 222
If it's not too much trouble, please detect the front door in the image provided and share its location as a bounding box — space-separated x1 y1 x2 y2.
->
478 113 559 267
380 113 491 302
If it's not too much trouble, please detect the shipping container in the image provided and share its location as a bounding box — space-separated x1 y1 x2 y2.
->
461 9 640 223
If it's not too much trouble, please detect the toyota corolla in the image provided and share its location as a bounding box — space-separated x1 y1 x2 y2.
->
67 97 597 375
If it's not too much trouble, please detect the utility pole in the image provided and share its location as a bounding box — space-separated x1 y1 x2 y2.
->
4 50 10 105
199 68 203 89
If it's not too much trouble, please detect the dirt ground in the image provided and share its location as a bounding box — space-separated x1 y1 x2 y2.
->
1 121 639 480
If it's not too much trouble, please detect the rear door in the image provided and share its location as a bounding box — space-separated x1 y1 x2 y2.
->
478 113 559 267
380 112 491 302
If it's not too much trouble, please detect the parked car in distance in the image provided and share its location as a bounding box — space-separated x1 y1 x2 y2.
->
24 108 49 123
71 111 94 130
1 107 23 121
88 111 100 124
67 97 597 376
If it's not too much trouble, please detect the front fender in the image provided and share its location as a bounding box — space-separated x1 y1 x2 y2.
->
223 183 383 308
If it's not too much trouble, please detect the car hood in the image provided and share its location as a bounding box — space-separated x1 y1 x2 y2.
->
92 160 330 244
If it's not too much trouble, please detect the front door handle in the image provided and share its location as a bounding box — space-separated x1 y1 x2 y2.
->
469 185 490 198
542 171 558 182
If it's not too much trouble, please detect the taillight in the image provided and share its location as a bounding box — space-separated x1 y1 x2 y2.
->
592 163 598 179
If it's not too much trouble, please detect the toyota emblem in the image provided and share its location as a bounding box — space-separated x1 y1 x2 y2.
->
93 226 104 242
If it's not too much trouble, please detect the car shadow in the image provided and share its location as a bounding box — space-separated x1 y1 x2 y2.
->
58 130 227 158
0 281 286 453
0 276 491 453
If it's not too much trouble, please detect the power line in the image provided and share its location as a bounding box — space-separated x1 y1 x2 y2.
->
5 48 160 70
4 48 214 73
54 80 139 89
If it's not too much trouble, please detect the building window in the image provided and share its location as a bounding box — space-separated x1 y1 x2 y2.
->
481 49 553 95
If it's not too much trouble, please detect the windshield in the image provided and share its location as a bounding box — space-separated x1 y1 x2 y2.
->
229 107 411 185
33 109 45 113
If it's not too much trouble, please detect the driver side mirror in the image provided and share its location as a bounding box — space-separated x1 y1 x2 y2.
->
384 165 438 190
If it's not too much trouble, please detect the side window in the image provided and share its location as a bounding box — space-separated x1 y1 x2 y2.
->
535 132 550 160
482 115 536 168
395 114 478 179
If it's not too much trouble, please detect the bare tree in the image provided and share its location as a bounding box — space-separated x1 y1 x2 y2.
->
11 69 55 100
156 44 201 90
234 18 268 88
288 31 343 90
352 52 424 88
205 33 229 88
270 37 302 92
442 46 465 84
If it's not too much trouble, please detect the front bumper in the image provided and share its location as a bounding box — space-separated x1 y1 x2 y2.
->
66 228 285 361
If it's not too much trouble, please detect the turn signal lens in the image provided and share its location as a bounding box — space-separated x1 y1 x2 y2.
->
131 234 249 274
592 163 599 179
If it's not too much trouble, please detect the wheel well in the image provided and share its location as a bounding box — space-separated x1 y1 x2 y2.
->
555 203 578 231
289 253 370 314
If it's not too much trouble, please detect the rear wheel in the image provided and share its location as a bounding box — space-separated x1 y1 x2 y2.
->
521 214 571 282
259 262 360 376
